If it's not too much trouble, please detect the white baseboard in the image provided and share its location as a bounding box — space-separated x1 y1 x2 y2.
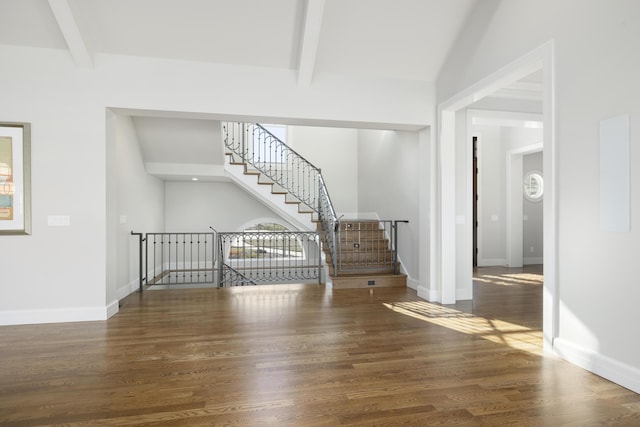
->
0 303 119 326
117 278 140 300
478 258 507 267
106 299 119 319
524 257 543 265
417 285 439 302
406 277 419 290
456 288 473 300
554 337 640 394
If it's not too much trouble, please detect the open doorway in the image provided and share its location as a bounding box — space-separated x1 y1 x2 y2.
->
469 110 543 269
435 41 556 352
470 110 545 351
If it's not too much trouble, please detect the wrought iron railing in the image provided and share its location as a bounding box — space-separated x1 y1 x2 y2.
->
222 122 409 277
317 174 339 274
223 121 340 271
217 230 322 287
130 231 216 289
220 263 258 287
223 122 324 213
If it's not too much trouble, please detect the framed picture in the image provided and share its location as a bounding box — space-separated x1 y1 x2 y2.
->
0 122 31 235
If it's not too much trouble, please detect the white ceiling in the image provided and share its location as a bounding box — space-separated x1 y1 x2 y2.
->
0 0 478 82
132 117 223 165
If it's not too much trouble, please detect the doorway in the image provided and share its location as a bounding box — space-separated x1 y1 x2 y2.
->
435 41 556 352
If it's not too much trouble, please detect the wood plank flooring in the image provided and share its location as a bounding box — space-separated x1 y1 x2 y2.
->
1 266 639 426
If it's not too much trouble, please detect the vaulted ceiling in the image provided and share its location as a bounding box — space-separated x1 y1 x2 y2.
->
0 0 478 83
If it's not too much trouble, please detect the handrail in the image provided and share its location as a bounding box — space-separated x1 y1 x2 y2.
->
317 174 339 274
254 123 319 176
130 231 145 292
223 121 340 274
223 122 334 214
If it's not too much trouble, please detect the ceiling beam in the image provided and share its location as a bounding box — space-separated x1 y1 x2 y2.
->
47 0 93 67
297 0 325 86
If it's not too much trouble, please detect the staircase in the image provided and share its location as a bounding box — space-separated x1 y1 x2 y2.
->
222 122 407 289
322 219 407 289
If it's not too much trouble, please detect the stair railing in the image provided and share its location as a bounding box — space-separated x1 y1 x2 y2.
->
223 122 321 212
223 121 340 274
130 231 216 290
317 174 339 274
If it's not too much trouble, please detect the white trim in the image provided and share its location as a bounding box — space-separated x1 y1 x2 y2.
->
478 258 507 267
297 0 325 86
456 287 472 301
106 300 119 319
505 149 523 267
468 109 543 128
117 278 140 300
436 40 557 353
0 303 118 326
417 285 439 302
47 0 93 67
524 257 543 265
554 338 640 394
406 277 419 291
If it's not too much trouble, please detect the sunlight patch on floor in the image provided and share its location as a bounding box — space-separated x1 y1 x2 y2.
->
384 301 542 355
473 272 543 287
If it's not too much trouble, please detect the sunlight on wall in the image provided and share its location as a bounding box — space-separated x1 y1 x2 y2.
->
383 301 542 355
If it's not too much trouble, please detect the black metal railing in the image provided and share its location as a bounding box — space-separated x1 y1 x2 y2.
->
317 174 339 274
223 121 340 270
223 122 324 213
217 230 322 287
131 231 216 289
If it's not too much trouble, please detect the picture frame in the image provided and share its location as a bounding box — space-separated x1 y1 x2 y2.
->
0 122 31 235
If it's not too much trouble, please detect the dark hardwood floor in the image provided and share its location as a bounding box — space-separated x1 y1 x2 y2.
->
1 267 639 426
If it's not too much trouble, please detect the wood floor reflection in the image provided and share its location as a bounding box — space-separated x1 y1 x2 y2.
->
1 270 639 426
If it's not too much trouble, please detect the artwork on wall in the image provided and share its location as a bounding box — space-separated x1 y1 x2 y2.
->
0 122 31 235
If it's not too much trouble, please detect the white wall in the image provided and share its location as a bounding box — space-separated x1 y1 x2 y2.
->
523 152 543 264
112 115 165 299
438 0 640 392
0 42 433 325
356 129 420 287
475 125 505 265
165 181 295 232
287 126 359 215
